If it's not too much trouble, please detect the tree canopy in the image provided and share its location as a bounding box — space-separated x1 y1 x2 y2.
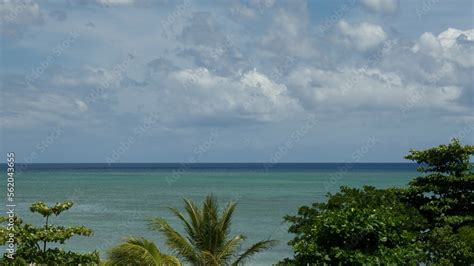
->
282 139 474 265
0 201 99 265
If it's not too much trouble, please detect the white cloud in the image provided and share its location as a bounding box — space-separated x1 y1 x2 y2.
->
230 4 256 19
413 28 474 67
250 0 276 9
1 1 472 132
288 66 463 112
260 10 316 58
50 65 127 88
360 0 398 14
0 0 42 25
75 99 89 112
169 68 300 121
413 32 442 53
0 93 92 128
97 0 135 5
111 67 301 124
337 20 387 51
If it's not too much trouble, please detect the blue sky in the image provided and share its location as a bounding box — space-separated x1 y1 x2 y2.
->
0 0 473 163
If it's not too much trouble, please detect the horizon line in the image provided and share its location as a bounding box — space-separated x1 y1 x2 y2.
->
2 162 416 164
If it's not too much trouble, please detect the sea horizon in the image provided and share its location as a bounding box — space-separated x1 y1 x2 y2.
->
7 163 422 264
0 162 419 170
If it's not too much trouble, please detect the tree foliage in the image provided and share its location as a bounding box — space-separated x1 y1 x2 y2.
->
106 237 181 266
0 201 99 265
282 139 474 265
404 138 474 264
404 138 474 230
148 194 276 265
280 186 426 265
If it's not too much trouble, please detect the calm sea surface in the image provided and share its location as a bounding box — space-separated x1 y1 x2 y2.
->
4 163 418 265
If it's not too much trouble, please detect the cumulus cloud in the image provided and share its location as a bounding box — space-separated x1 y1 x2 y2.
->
1 1 472 133
230 4 256 20
337 20 387 51
0 0 43 37
260 9 316 58
360 0 398 14
67 0 137 6
110 67 301 125
288 67 463 112
413 28 474 67
50 64 130 91
168 68 300 122
0 0 42 25
98 0 136 5
75 99 89 112
0 93 91 128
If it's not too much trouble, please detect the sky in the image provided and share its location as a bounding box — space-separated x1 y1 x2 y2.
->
0 0 473 163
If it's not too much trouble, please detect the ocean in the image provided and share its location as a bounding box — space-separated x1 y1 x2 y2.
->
3 163 418 265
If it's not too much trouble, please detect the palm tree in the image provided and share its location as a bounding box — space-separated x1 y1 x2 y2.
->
148 194 277 265
107 237 181 266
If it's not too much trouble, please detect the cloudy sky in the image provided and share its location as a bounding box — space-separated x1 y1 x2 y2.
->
0 0 473 163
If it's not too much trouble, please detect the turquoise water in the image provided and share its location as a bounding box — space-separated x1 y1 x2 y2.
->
6 164 417 265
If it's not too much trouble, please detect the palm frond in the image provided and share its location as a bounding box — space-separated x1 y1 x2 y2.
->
202 194 221 253
216 234 244 262
218 202 237 235
232 239 278 266
168 207 196 242
148 217 200 264
150 194 275 266
161 254 183 266
183 198 203 243
201 250 221 266
107 237 181 266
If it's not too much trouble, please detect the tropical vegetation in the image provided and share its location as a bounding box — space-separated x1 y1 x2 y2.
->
280 186 427 264
148 194 277 265
0 201 99 265
106 237 181 266
281 139 474 265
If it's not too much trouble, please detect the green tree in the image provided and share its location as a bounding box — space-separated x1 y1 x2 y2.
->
282 139 474 265
148 194 276 265
280 186 426 265
0 201 99 265
404 138 474 230
107 237 181 266
404 138 474 264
